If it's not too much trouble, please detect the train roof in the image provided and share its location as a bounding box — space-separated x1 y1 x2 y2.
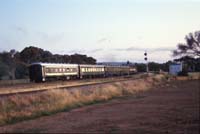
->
79 64 105 67
105 65 129 68
30 63 131 68
30 62 78 67
30 63 105 68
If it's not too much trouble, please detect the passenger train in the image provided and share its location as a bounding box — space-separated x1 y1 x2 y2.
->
29 63 137 82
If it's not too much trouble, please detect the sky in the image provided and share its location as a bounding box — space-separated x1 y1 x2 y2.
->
0 0 200 63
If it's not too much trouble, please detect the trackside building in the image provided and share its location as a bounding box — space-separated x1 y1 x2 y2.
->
169 63 183 75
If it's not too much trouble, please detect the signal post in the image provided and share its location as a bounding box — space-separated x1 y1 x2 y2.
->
144 51 149 73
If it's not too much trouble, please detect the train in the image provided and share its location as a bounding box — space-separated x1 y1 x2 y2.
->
29 62 137 82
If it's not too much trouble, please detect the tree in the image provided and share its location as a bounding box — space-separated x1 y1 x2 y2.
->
19 46 97 64
148 62 160 72
135 63 146 72
174 56 200 72
0 50 18 79
15 63 29 79
0 46 97 79
160 60 173 72
70 54 96 64
0 61 9 79
173 31 200 58
20 46 48 63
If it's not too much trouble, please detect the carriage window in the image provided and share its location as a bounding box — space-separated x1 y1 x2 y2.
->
55 68 58 72
53 68 55 72
46 68 49 72
49 68 53 73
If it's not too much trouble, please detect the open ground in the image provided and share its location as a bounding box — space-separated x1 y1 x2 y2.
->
0 79 199 133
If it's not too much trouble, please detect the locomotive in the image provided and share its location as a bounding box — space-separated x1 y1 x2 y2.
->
29 62 136 82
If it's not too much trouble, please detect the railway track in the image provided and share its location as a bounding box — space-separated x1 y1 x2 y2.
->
0 73 148 96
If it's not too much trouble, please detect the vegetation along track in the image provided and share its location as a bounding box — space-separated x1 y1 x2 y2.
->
0 73 147 96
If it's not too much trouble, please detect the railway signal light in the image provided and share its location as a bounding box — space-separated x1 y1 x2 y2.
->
144 51 148 73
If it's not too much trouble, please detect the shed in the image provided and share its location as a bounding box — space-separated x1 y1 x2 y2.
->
169 63 182 75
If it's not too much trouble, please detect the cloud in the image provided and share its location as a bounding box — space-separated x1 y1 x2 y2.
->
13 26 28 35
113 47 145 51
125 47 145 51
13 25 65 44
37 32 65 45
67 49 86 54
88 48 104 53
97 38 111 44
53 46 174 62
65 48 104 54
153 47 174 52
114 46 175 52
99 53 117 62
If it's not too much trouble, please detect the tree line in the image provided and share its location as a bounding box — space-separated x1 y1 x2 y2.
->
0 46 96 80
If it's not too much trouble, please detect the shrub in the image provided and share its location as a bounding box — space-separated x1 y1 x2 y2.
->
178 70 188 76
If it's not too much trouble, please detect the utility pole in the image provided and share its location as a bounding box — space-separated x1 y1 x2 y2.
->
144 51 149 73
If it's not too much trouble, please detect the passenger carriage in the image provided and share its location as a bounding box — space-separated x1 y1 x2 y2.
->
29 63 79 82
79 64 105 78
29 62 137 82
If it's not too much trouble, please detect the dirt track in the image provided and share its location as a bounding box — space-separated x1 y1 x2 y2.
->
0 80 199 133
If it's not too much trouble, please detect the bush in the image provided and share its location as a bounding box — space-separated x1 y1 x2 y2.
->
15 64 29 79
178 70 188 76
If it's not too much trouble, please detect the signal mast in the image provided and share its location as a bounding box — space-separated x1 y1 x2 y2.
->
144 51 149 73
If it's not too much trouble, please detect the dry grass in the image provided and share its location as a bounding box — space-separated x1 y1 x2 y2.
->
188 72 200 79
0 74 166 126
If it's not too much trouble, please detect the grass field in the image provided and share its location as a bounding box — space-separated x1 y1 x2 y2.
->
0 74 166 126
